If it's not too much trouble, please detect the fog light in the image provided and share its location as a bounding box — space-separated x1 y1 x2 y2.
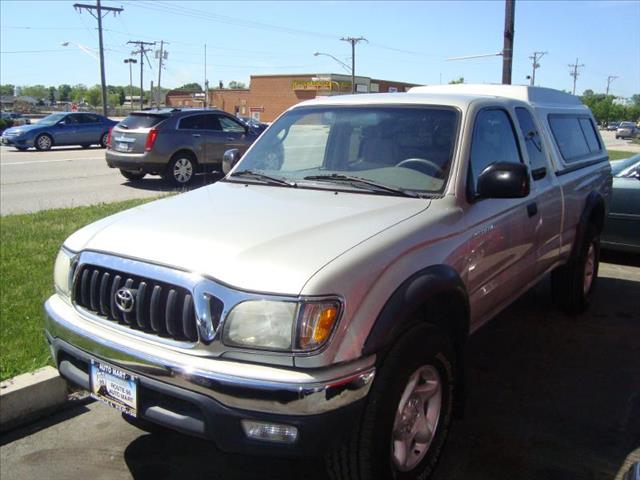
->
241 420 299 444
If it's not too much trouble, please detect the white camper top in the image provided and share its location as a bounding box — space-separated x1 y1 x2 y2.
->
408 84 584 108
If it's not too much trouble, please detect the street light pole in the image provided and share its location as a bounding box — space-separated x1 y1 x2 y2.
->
124 58 137 110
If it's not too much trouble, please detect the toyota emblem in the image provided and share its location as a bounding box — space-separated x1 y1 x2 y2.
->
115 287 135 313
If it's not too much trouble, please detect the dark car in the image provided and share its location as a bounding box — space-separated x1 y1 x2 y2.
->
237 116 268 134
106 108 259 186
0 112 116 151
601 154 640 253
606 121 620 131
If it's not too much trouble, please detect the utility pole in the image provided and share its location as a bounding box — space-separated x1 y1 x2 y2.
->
124 58 137 110
128 40 155 109
73 1 123 117
568 58 585 95
340 36 367 93
501 0 515 84
204 44 208 108
605 75 618 96
528 51 547 86
155 40 168 107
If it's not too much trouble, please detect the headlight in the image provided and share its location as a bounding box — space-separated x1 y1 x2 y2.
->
54 247 76 300
222 298 342 352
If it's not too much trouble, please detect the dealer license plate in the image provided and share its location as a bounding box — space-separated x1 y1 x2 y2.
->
90 360 138 417
115 142 130 152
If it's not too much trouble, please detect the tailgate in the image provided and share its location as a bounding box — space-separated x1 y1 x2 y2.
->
112 113 168 153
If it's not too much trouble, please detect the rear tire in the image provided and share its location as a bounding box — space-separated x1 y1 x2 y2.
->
326 323 455 480
35 134 52 151
164 153 197 187
99 132 109 148
120 169 146 181
552 224 600 315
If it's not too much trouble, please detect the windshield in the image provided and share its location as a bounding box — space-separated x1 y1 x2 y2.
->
37 113 66 126
233 105 459 195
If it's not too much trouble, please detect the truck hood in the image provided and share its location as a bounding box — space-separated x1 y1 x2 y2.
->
65 181 430 294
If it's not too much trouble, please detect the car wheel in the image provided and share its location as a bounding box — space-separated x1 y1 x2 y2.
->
120 169 146 181
164 154 196 187
552 224 600 315
99 132 109 148
35 134 53 151
326 324 455 480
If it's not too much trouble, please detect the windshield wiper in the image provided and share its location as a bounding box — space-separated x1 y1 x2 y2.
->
230 169 296 187
303 174 421 198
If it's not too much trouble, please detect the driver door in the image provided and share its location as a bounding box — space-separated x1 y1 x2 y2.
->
54 114 80 145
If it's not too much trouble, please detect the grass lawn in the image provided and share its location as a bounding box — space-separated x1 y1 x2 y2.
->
608 149 637 161
0 198 162 381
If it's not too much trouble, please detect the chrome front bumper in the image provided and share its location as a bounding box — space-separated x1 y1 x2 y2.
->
45 294 375 416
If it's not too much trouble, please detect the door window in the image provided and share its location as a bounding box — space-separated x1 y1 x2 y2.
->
515 107 548 175
202 115 222 131
62 115 79 125
219 116 246 133
79 114 100 124
178 115 207 130
469 109 522 194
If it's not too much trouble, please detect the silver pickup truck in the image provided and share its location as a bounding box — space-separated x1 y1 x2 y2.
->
45 84 611 480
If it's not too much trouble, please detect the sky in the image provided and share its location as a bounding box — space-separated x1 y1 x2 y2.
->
1 0 639 98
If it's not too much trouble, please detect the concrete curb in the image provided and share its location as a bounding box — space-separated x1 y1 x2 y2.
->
0 366 69 432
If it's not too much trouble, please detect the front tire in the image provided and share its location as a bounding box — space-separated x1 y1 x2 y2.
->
326 324 455 480
35 134 52 151
164 154 196 187
552 224 600 314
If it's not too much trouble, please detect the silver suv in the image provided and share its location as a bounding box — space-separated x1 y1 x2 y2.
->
47 85 611 480
105 108 259 186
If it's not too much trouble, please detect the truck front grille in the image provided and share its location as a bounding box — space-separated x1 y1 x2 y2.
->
73 264 211 343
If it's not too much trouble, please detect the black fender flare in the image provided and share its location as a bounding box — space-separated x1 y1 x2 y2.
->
362 264 470 357
571 191 606 259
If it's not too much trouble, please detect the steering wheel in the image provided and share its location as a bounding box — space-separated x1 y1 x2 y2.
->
395 158 444 178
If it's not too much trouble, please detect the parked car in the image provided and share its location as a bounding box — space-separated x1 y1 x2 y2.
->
105 108 260 186
237 116 268 134
46 85 610 480
602 154 640 253
606 121 620 131
1 111 30 126
0 112 116 151
616 121 638 139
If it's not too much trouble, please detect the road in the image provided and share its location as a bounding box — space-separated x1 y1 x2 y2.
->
0 146 220 216
1 258 638 480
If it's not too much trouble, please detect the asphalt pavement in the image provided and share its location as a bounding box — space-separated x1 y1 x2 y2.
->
1 259 638 480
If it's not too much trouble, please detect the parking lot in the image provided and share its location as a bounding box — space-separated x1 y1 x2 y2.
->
1 258 638 480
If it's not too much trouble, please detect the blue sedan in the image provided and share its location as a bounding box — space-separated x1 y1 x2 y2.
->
0 112 117 151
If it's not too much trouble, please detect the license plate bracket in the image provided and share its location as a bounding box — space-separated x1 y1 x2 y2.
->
90 359 138 417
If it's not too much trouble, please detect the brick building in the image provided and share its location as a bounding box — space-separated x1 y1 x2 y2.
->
165 73 419 122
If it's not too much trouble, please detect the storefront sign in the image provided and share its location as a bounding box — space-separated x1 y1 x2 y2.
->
292 80 351 91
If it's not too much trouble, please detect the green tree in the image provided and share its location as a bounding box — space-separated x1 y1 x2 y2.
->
58 84 72 102
448 77 465 84
178 82 203 92
228 80 246 89
0 84 15 96
86 85 102 106
70 84 88 103
48 86 57 105
21 84 48 100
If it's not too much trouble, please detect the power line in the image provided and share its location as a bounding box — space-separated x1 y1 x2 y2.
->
340 37 367 93
528 51 547 86
73 1 123 116
568 58 585 95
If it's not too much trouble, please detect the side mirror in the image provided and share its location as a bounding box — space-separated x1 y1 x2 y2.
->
222 148 242 174
476 162 530 199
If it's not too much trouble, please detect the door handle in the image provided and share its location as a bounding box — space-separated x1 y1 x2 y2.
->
192 134 201 138
527 202 538 218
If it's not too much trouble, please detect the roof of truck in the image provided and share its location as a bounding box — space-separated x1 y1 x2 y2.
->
408 84 583 107
295 84 583 110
